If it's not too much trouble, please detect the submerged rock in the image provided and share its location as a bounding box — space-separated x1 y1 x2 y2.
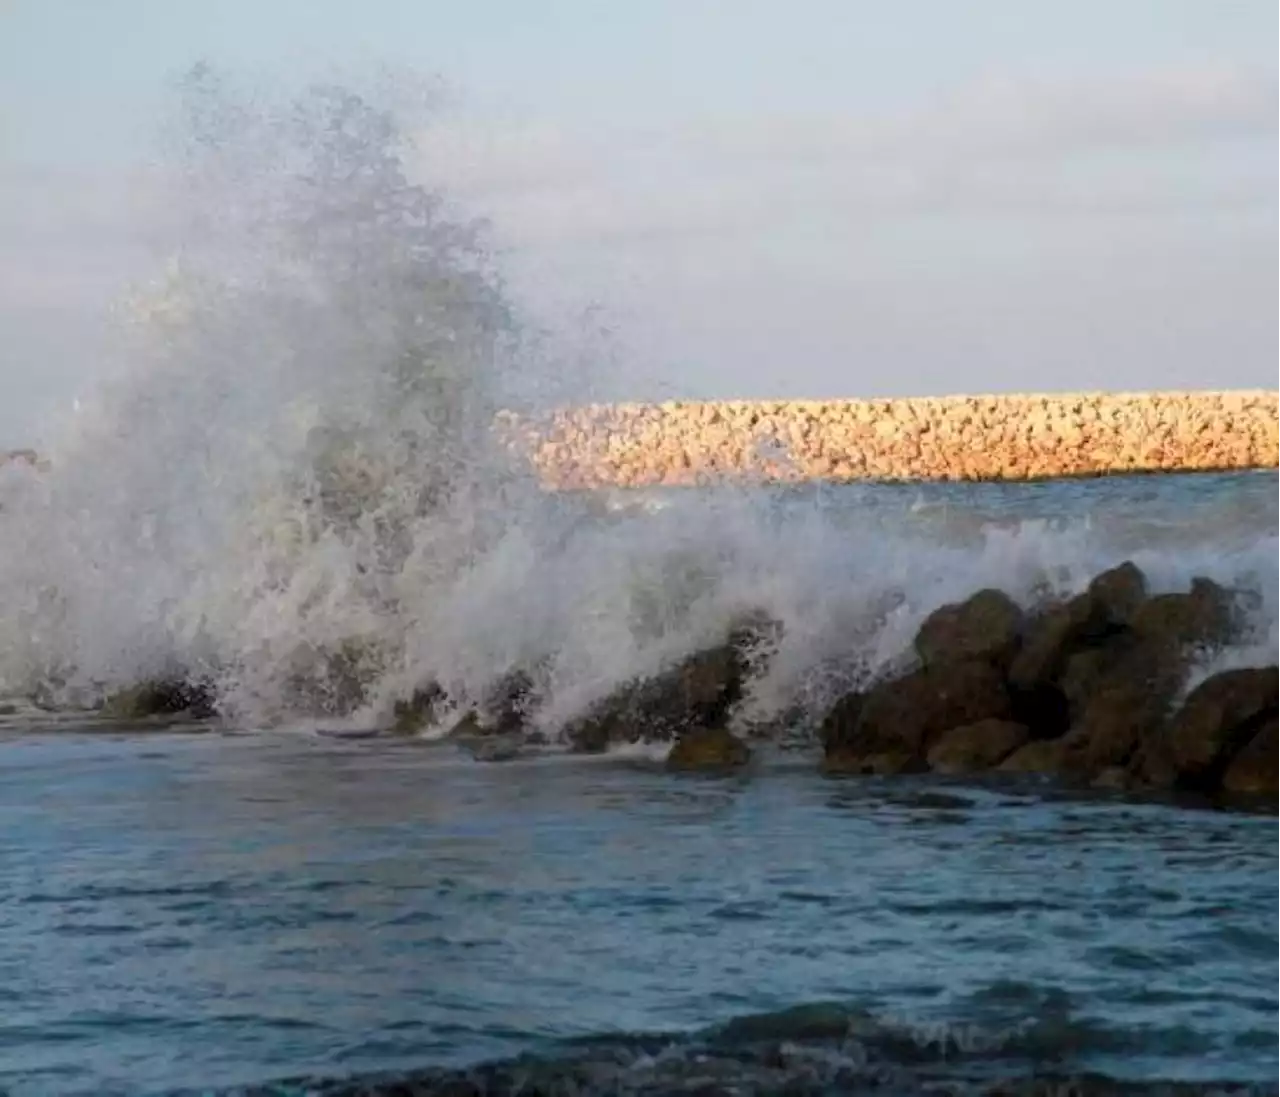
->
666 726 752 772
824 748 925 776
1091 765 1133 791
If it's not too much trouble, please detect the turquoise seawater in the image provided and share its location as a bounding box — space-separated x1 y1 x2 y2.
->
0 472 1276 1096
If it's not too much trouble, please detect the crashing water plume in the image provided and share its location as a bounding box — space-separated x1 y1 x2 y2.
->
0 66 544 721
0 66 1276 736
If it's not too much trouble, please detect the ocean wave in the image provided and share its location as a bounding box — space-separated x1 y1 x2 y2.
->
200 1000 1277 1096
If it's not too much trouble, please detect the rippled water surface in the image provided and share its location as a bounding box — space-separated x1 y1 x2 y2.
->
1 733 1275 1096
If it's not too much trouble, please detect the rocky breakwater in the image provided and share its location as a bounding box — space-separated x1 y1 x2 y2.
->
496 390 1280 487
93 566 1275 806
373 563 1274 801
390 564 1274 804
820 564 1276 803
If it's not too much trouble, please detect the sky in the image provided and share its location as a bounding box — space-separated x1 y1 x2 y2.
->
1 0 1277 443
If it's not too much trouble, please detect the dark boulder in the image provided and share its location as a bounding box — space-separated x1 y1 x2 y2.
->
1009 571 1235 744
1129 577 1235 652
822 657 1011 775
666 726 752 772
1058 641 1133 716
1158 666 1278 789
403 669 543 741
1086 561 1148 626
564 616 777 752
1009 562 1147 697
1004 563 1149 739
926 719 1030 774
1059 640 1187 776
1220 717 1278 796
1061 681 1168 777
914 588 1023 668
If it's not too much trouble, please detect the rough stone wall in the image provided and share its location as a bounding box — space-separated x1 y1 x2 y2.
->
497 390 1279 488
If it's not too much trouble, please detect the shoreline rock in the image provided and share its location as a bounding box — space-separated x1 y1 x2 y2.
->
63 563 1276 810
816 562 1276 807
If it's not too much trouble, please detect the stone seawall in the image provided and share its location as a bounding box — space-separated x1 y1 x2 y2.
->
498 390 1279 488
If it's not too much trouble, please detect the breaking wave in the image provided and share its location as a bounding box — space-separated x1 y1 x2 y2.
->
0 68 1275 733
211 999 1278 1096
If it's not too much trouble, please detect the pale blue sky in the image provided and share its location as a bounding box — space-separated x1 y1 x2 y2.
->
1 1 1276 441
4 0 1275 163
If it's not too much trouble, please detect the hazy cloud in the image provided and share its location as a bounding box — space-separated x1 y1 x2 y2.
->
415 65 1278 248
407 64 1276 401
0 62 1275 442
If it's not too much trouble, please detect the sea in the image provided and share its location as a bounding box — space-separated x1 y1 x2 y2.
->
1 472 1277 1097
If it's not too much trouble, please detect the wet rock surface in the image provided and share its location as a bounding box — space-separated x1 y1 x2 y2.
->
927 719 1031 774
564 616 777 753
79 566 1274 809
816 563 1276 809
915 588 1024 668
823 657 1012 775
